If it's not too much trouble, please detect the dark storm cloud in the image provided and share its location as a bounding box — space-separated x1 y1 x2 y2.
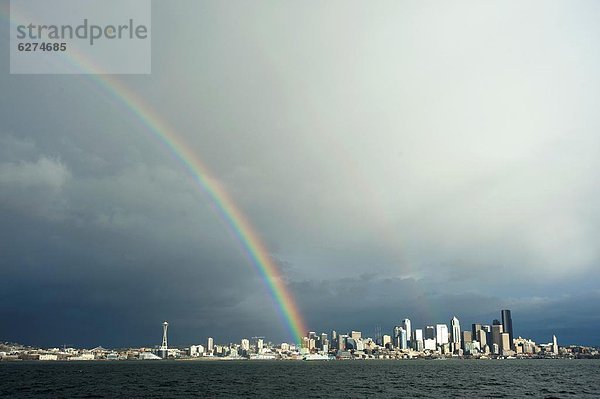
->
0 132 286 347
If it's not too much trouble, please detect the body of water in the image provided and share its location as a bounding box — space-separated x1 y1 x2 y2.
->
1 359 599 398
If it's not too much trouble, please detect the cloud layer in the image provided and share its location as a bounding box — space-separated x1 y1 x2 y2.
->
1 0 599 347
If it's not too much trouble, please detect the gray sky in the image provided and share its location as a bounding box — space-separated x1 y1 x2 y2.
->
1 0 600 347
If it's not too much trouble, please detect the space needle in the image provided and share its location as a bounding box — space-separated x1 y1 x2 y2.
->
159 321 168 359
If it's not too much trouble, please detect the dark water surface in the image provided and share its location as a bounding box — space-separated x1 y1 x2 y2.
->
1 359 599 398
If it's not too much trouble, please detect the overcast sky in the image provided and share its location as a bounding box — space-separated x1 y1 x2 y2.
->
1 0 600 347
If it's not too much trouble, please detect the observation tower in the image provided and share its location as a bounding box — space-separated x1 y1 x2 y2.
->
158 321 168 359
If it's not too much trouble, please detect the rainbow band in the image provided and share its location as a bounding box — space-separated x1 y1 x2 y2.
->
3 6 308 346
107 81 308 345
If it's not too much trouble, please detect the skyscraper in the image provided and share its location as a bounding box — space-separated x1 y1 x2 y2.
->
472 323 482 339
482 325 492 350
491 323 503 355
399 328 408 350
402 319 412 346
501 310 514 349
425 325 435 340
241 339 250 352
382 334 392 348
338 335 347 351
321 333 328 344
436 324 449 345
500 333 511 355
414 329 424 342
413 329 424 350
462 331 472 351
451 317 461 345
393 326 405 349
477 329 487 348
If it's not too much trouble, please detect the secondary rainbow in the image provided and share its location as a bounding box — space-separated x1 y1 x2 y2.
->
4 6 308 345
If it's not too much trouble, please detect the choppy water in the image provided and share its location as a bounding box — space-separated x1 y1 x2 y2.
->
1 359 599 398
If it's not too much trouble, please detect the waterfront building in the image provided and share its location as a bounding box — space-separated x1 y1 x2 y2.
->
393 326 403 348
414 328 423 341
501 310 514 349
402 319 412 347
462 331 472 352
241 339 250 352
351 331 362 341
413 328 424 351
301 336 309 349
400 328 408 350
207 337 214 354
189 345 204 357
393 326 408 349
424 338 437 351
355 339 365 351
345 338 356 350
425 325 435 340
492 320 504 355
501 333 511 356
322 338 329 351
451 317 461 345
436 324 449 345
477 329 487 348
464 341 477 355
553 335 559 355
492 343 499 355
472 323 482 339
338 334 348 351
414 339 424 351
482 325 492 350
514 337 536 354
441 343 451 354
257 339 264 353
491 323 503 354
382 334 392 348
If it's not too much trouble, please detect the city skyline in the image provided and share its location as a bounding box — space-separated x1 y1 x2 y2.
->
2 0 600 348
173 309 582 350
7 308 598 363
5 308 594 351
142 308 584 360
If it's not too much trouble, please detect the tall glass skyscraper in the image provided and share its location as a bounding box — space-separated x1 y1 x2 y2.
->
451 316 461 344
501 309 514 348
402 318 412 345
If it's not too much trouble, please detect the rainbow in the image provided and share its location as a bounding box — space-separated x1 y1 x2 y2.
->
98 79 308 345
4 6 308 344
